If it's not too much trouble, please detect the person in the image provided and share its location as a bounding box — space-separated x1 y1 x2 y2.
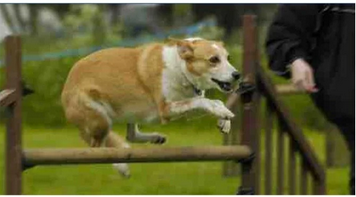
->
265 4 355 194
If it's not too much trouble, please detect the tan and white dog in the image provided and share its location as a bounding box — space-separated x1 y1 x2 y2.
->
61 37 240 177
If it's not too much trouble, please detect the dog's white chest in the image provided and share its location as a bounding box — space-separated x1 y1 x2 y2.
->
161 46 197 102
162 69 196 102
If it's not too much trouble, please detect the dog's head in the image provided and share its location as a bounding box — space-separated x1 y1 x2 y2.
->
170 37 240 93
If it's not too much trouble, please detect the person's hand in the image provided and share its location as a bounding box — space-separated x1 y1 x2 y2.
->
290 58 319 93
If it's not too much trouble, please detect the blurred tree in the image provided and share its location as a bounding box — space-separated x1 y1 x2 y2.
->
92 4 107 45
29 5 39 35
44 4 71 19
107 4 121 27
192 4 236 36
172 4 193 26
13 4 26 31
157 4 174 25
0 4 15 32
191 4 277 38
0 4 72 36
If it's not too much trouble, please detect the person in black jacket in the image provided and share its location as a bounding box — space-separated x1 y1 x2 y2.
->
265 4 355 194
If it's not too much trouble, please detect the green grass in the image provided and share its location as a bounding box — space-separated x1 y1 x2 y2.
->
0 123 349 195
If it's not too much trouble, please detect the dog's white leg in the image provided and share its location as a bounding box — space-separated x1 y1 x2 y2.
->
126 123 166 144
112 163 130 178
104 132 132 178
217 119 231 133
168 97 234 119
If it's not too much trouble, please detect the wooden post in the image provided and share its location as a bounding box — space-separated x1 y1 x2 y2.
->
326 125 349 168
288 139 297 194
4 35 23 194
264 101 273 194
239 15 261 194
223 96 241 177
300 160 309 194
276 121 285 194
257 67 326 194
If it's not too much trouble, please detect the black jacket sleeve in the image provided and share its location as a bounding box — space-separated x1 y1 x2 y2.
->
265 4 324 77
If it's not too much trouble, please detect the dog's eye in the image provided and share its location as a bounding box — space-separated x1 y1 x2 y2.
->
209 56 220 64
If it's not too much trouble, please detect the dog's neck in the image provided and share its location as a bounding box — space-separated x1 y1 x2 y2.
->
161 45 202 101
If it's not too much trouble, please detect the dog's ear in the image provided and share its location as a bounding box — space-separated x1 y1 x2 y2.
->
166 37 194 60
176 40 194 60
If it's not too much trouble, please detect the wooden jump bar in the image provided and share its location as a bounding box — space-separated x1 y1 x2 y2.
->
23 145 252 166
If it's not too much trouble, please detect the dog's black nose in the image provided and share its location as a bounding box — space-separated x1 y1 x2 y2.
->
232 71 240 80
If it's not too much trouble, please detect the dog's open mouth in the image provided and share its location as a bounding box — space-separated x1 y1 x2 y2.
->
211 78 232 92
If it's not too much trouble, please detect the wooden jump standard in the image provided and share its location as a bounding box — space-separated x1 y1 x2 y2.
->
2 15 325 195
1 32 255 193
1 15 261 195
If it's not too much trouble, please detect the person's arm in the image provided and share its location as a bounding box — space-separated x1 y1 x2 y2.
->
265 5 324 92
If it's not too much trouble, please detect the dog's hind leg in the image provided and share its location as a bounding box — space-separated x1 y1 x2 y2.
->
126 123 166 144
65 92 131 177
79 128 131 178
105 132 131 178
66 92 113 148
78 106 111 148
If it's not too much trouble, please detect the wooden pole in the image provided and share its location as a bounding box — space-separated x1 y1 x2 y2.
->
23 146 252 166
239 14 261 194
223 93 241 177
264 101 273 194
4 35 23 195
276 121 285 194
257 64 326 194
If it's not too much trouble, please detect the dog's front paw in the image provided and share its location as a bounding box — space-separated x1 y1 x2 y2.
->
210 100 235 119
217 119 231 133
149 132 166 144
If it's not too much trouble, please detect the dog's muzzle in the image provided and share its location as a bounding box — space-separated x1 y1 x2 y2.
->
211 78 233 92
211 71 241 92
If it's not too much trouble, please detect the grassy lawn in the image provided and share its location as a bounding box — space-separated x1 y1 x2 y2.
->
0 122 349 195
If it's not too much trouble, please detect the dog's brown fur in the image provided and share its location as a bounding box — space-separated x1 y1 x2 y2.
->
62 44 164 147
62 38 236 150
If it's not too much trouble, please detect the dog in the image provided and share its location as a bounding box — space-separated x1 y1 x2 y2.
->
61 37 240 177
